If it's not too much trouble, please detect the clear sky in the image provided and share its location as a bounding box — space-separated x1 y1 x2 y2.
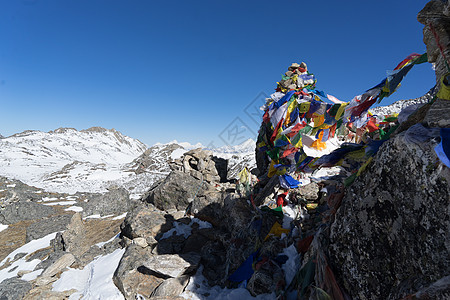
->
0 0 436 147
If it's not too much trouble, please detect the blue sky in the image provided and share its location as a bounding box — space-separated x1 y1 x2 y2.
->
0 0 435 147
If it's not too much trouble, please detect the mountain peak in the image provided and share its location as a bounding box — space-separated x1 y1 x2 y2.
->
49 127 78 134
81 127 112 133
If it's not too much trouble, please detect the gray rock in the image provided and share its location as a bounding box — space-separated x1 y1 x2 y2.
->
25 247 53 265
0 176 44 208
75 237 122 268
170 148 228 183
211 156 228 183
151 275 189 298
0 202 55 224
143 253 201 278
81 187 130 217
41 253 75 279
0 278 32 300
297 182 319 201
51 232 65 252
35 251 64 272
113 244 163 300
418 1 450 128
62 213 90 258
23 288 77 300
152 235 186 255
132 237 148 248
424 98 450 128
329 132 450 300
25 214 72 242
143 170 224 213
120 205 171 240
181 231 210 254
143 171 205 211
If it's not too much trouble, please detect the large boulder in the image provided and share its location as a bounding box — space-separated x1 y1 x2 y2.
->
151 276 190 298
142 170 225 214
328 3 450 299
418 0 450 129
61 213 90 258
143 170 207 211
81 187 130 217
120 204 172 242
169 148 227 183
113 244 164 300
142 252 201 278
329 128 450 299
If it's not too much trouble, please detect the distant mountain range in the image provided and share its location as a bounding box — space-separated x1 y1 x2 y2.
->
0 127 255 197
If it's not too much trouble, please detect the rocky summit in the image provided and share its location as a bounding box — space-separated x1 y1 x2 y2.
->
0 1 449 300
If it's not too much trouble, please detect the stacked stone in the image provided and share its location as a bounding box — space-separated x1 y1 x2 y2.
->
276 62 315 92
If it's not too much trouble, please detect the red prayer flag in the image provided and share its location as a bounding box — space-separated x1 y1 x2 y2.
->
297 235 314 253
280 147 298 158
366 118 379 133
270 118 284 145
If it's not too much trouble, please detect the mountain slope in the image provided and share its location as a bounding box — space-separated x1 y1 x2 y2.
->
0 127 147 194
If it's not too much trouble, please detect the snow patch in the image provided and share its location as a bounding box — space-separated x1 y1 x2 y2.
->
22 269 44 281
0 224 8 233
0 232 58 267
41 197 59 202
112 213 127 220
65 206 83 212
52 248 126 300
161 218 212 240
0 232 58 284
43 201 77 206
170 148 188 160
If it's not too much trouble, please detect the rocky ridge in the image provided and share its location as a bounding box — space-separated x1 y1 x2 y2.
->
369 90 433 117
0 136 259 299
0 175 128 299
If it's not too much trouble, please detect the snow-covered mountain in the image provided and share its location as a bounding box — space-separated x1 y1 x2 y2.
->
369 92 432 116
0 127 256 196
0 127 148 194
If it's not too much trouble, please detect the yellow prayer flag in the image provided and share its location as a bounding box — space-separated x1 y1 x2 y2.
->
264 222 290 241
335 103 348 120
238 168 249 185
299 102 311 113
357 157 373 177
313 114 325 127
